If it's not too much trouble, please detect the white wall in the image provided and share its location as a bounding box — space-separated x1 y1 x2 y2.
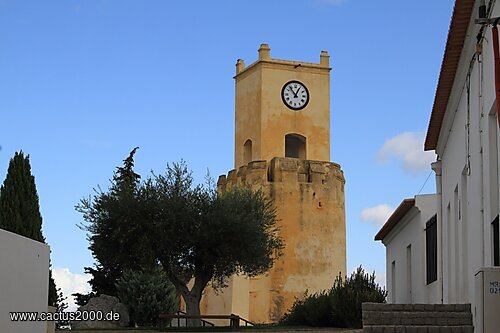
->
431 4 500 332
383 194 441 304
435 2 500 307
0 228 49 333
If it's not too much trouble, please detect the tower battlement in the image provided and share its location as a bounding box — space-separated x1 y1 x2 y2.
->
217 157 344 191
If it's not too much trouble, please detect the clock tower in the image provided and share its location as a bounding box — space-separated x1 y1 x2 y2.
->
201 45 346 324
234 44 331 168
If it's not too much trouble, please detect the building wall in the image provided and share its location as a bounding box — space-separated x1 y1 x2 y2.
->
0 228 49 333
431 3 500 330
201 157 346 323
435 2 500 307
383 195 441 304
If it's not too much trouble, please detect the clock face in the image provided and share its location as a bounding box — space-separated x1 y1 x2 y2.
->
281 80 309 110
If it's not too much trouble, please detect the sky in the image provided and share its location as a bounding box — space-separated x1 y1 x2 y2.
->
0 0 454 310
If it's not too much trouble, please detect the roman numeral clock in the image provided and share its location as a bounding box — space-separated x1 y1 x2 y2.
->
281 80 309 110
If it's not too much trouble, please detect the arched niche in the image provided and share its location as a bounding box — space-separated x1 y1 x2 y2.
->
243 139 253 165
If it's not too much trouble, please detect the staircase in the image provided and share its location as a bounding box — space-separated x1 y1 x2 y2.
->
362 303 473 333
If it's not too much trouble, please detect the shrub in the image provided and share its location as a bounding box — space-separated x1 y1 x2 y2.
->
280 266 386 328
330 266 387 328
115 267 179 327
280 291 333 327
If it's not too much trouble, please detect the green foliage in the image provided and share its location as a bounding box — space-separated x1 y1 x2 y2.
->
115 267 179 327
55 289 68 313
330 266 387 328
280 291 334 327
48 269 58 307
0 151 44 241
54 288 69 329
77 147 156 297
72 291 96 307
79 150 284 319
281 266 387 328
0 151 59 307
149 162 283 291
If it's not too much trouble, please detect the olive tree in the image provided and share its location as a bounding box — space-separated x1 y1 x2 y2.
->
79 150 283 325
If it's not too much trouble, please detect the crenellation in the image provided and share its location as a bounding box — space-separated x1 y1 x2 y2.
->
217 175 227 191
245 161 268 185
227 169 238 186
297 161 309 183
218 157 344 190
236 166 248 185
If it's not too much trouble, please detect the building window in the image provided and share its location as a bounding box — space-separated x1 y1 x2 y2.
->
406 245 412 303
391 260 396 303
285 134 306 159
493 215 499 267
426 214 438 284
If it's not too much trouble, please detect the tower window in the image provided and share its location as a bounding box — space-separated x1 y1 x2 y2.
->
285 134 306 159
243 139 253 165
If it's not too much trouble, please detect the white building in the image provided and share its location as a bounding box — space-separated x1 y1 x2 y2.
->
377 0 500 331
0 228 50 333
424 0 500 306
375 194 440 305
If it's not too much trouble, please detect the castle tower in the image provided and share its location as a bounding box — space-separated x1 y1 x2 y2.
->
234 44 331 168
201 45 346 324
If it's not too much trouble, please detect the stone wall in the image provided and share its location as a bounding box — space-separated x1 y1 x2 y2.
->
201 157 346 323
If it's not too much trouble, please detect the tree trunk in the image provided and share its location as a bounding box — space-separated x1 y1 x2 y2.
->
183 292 202 327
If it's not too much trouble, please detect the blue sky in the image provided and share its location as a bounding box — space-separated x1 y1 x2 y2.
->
0 0 454 309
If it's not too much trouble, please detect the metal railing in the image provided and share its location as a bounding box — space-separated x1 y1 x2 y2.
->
158 312 255 330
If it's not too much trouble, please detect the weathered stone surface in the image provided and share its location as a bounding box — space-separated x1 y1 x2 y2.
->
71 294 129 329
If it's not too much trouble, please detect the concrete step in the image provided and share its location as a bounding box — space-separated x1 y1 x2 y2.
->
362 311 472 326
363 325 474 333
361 303 473 333
362 303 471 313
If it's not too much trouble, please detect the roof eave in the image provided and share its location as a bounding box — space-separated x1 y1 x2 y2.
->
374 198 416 241
424 0 476 151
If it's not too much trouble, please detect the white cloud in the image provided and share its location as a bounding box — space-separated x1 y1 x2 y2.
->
360 204 394 226
377 131 435 173
374 270 386 289
52 267 91 312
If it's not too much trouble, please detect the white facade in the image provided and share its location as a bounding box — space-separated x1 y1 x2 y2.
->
0 228 50 333
431 1 500 307
377 1 500 331
375 0 500 332
377 194 441 304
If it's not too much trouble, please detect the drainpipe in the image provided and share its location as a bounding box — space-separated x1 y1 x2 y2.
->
431 160 444 303
493 20 500 127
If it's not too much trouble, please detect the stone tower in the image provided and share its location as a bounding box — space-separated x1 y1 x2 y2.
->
201 44 346 323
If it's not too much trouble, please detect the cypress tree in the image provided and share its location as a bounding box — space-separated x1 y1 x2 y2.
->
0 151 58 306
0 151 44 240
